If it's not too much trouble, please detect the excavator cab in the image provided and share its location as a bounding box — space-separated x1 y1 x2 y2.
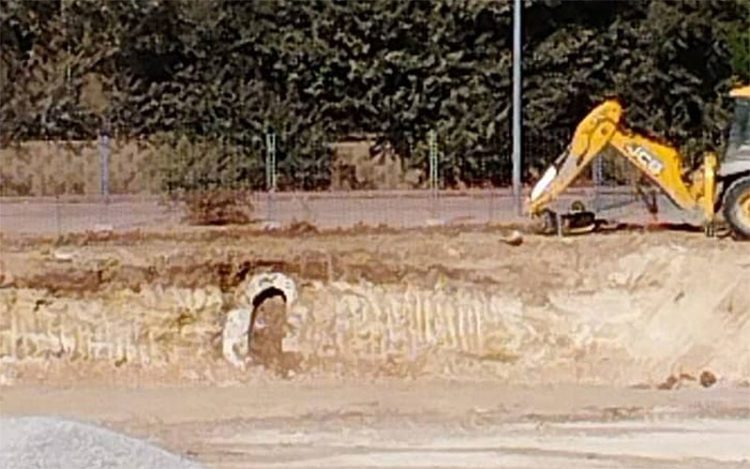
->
719 86 750 237
725 86 750 164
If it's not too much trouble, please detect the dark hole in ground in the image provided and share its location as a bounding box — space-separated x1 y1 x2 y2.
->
249 288 301 377
252 287 287 309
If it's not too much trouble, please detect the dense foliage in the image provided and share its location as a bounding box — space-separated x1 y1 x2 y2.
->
1 0 748 188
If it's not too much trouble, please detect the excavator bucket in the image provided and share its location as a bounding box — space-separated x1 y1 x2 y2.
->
529 146 603 235
534 206 598 236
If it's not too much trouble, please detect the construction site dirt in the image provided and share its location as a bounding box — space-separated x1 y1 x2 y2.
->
1 219 748 468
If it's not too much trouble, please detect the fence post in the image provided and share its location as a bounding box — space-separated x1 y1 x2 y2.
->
99 130 110 199
428 130 439 221
265 131 277 225
98 128 111 228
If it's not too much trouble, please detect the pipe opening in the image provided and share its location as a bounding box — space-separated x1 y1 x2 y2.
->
249 287 296 375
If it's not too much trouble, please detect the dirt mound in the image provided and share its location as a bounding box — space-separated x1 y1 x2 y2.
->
596 244 749 383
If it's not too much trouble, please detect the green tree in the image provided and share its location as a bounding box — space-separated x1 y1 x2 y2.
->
2 0 747 188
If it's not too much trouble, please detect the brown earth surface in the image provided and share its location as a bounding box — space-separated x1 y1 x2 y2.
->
0 225 749 467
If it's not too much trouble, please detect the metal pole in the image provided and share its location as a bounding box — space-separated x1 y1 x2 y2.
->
265 132 277 192
99 131 110 200
265 132 277 225
428 130 438 195
99 130 111 227
512 0 522 215
428 130 439 220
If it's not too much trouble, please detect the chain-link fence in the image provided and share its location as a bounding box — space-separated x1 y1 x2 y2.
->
0 125 691 235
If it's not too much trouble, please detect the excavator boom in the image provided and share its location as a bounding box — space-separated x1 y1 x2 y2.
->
529 100 622 214
527 99 722 236
529 100 700 216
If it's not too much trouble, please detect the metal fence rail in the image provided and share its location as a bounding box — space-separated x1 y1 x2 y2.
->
0 126 684 236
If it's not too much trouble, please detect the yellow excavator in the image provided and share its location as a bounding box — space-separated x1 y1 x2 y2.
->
528 85 750 239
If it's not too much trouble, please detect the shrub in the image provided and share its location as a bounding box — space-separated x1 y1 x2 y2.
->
178 190 255 226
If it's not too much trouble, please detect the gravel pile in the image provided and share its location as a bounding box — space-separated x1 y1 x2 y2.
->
0 417 205 469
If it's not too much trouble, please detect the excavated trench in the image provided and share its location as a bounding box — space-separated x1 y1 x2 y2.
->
1 233 748 387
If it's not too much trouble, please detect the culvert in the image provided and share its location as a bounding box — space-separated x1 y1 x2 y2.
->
222 272 297 369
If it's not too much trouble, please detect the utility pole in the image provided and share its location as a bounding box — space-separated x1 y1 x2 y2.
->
512 0 523 214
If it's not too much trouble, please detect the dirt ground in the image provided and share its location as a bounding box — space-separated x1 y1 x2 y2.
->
0 223 749 467
3 383 749 468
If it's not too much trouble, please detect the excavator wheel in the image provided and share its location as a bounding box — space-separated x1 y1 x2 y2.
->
722 176 750 239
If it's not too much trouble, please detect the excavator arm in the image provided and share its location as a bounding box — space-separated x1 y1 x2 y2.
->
528 100 716 228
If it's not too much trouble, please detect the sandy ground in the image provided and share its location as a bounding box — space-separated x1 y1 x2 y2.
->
0 212 748 467
2 383 749 468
